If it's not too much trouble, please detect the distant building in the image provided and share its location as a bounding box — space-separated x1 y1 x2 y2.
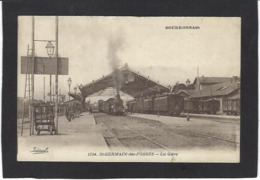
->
172 83 187 91
190 79 240 114
17 97 45 118
175 90 196 98
172 81 195 97
186 79 191 86
193 76 239 91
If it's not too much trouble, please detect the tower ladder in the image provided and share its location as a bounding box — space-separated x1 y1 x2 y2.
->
21 45 32 136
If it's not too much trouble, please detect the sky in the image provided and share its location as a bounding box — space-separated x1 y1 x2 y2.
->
17 16 241 100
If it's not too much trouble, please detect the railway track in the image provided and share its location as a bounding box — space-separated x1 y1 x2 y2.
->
115 126 173 151
198 118 240 125
127 116 238 152
94 113 239 151
174 128 239 144
94 114 172 151
128 116 239 144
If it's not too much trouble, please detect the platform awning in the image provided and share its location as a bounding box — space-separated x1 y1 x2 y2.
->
79 64 170 98
68 93 84 102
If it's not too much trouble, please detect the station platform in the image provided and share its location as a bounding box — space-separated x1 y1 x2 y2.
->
128 112 239 121
181 112 240 120
128 113 240 124
17 112 109 162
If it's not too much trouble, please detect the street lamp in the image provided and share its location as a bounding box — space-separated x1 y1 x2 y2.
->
45 41 55 104
74 87 77 94
45 41 55 57
67 78 72 101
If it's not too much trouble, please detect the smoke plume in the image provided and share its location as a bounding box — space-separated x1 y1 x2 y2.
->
107 32 125 96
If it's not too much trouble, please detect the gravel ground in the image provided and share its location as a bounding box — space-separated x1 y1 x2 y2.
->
94 113 240 152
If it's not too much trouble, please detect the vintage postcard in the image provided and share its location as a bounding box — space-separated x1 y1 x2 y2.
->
17 16 241 162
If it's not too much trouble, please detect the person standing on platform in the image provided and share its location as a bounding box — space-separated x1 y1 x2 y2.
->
131 104 134 114
89 107 92 115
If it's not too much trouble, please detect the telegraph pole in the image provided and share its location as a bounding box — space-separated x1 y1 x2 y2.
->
53 84 55 102
59 89 61 103
50 75 52 102
31 16 35 135
43 77 45 102
55 16 59 134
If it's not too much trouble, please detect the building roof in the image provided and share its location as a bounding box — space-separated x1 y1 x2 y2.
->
175 89 195 96
79 64 170 98
68 93 84 102
228 93 240 100
191 81 240 98
172 83 187 91
187 83 195 89
193 77 237 84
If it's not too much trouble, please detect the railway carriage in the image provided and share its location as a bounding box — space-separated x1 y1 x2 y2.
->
153 94 184 115
135 99 143 113
153 96 169 115
126 94 184 116
90 102 100 113
99 98 113 113
127 100 137 113
143 98 153 114
126 92 240 116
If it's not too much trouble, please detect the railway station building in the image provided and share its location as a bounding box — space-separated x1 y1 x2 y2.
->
67 63 240 115
190 78 240 114
71 63 170 101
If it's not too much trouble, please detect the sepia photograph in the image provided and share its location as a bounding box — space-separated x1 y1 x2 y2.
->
17 16 241 162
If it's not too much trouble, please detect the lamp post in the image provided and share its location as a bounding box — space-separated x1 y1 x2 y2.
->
44 41 55 104
54 16 59 134
46 41 54 103
27 16 60 135
30 17 56 135
67 78 72 101
74 87 77 94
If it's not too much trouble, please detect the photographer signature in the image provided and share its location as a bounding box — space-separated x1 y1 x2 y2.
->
30 147 49 154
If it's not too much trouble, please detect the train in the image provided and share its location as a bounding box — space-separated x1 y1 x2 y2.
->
127 94 184 116
98 95 126 115
63 93 239 116
89 102 100 113
126 93 240 116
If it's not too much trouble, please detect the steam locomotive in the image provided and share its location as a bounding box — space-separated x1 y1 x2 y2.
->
98 95 126 115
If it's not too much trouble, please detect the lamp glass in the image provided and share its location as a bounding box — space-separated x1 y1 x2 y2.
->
46 41 55 57
67 78 72 86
